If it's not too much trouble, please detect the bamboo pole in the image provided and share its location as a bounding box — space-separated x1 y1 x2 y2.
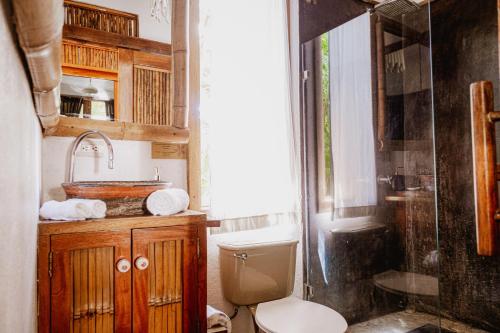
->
172 0 189 129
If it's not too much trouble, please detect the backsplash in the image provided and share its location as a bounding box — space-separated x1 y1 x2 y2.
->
42 136 187 202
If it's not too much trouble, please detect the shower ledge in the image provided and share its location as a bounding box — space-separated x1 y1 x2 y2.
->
374 270 438 297
385 191 434 203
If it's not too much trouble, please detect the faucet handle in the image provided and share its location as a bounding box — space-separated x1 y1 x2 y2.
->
154 167 160 181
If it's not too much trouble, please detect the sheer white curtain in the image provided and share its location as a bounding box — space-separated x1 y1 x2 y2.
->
329 13 377 209
200 0 300 227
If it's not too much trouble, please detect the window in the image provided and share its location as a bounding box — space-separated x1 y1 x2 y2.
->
198 0 299 221
316 33 333 212
315 14 377 217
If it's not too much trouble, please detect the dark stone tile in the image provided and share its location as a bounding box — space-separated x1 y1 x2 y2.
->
431 0 500 331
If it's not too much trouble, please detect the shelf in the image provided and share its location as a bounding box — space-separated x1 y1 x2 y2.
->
385 191 434 203
374 270 438 297
382 140 433 152
45 117 189 144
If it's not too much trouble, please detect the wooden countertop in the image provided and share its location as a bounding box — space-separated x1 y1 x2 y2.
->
39 210 207 235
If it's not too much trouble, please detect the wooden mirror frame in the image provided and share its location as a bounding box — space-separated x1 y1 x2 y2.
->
28 0 190 144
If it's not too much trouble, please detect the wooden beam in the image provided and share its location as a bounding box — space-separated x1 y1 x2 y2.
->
45 117 189 144
63 25 172 55
376 20 386 151
118 49 134 122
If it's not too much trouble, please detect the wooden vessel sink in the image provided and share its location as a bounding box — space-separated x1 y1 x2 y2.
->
62 181 172 216
62 181 172 199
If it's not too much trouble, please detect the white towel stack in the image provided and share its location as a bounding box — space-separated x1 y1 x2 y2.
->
146 188 190 216
40 199 107 221
207 305 232 333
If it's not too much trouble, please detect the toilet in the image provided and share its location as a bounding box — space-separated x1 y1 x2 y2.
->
218 237 348 333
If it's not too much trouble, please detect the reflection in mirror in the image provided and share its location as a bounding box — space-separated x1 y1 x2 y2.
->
60 75 116 121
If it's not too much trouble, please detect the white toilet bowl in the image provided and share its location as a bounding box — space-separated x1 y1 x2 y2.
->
255 296 348 333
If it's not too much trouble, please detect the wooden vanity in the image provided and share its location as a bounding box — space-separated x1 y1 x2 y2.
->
37 211 207 333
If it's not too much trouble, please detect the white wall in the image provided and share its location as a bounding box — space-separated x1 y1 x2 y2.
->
42 137 186 201
0 1 42 331
74 0 171 43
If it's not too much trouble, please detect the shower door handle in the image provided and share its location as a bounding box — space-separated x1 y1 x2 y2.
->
470 81 500 256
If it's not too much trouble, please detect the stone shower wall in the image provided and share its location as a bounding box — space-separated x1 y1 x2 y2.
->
431 0 500 330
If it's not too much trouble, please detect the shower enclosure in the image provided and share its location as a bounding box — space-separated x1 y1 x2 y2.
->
301 0 500 332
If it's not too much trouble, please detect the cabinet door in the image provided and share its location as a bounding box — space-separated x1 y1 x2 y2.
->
50 231 132 333
132 225 199 332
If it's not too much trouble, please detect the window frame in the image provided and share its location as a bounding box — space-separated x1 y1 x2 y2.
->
314 35 333 213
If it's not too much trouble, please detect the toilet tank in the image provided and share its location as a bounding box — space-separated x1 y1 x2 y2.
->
218 239 298 306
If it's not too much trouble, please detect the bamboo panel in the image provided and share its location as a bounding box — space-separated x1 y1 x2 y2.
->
133 66 172 126
62 40 119 72
70 247 114 333
64 1 138 37
148 240 183 332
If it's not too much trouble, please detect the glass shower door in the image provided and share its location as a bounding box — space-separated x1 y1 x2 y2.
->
302 1 441 331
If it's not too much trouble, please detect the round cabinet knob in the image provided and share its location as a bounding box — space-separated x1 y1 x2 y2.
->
135 257 149 270
116 259 131 273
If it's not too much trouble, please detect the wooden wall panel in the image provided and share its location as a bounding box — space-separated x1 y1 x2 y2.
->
70 247 115 333
133 66 172 126
64 0 138 37
134 51 172 71
62 40 119 72
147 240 183 332
118 48 134 122
151 143 188 160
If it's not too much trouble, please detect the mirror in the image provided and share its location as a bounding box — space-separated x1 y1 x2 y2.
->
48 0 190 144
60 75 116 121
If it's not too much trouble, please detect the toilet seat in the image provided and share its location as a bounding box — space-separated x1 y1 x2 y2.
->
255 297 348 333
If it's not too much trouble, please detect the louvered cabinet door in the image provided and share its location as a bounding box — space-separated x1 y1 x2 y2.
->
49 231 132 333
132 226 199 333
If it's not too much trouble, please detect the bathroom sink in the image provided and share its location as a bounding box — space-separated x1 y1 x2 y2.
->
62 181 172 216
62 181 172 199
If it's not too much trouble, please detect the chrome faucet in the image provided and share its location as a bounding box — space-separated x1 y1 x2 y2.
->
68 130 114 182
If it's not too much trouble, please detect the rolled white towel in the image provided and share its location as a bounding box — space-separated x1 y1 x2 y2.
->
207 305 232 332
40 199 107 221
67 199 107 219
146 188 189 216
40 200 91 221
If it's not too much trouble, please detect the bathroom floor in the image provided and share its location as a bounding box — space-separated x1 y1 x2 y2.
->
346 311 488 333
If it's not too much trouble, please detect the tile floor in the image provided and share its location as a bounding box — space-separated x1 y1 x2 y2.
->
347 311 489 333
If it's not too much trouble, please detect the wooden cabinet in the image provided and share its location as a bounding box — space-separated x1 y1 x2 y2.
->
38 212 207 333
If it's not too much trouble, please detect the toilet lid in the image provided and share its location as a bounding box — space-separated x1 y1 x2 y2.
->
255 297 348 333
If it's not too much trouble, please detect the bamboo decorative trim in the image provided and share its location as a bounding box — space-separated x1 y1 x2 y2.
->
148 240 183 332
70 247 115 332
64 0 138 37
63 40 119 72
134 66 172 126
